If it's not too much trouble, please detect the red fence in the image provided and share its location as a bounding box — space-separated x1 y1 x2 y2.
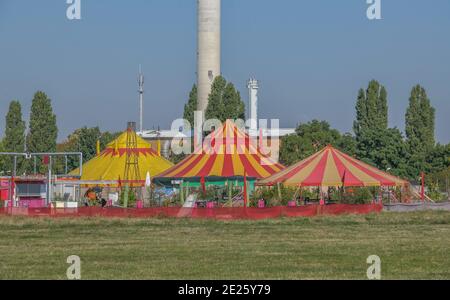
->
0 204 383 220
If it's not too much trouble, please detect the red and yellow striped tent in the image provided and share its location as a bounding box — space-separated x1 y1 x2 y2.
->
155 120 285 182
258 145 408 187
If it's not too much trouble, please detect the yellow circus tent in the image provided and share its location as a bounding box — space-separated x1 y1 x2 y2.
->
69 131 173 186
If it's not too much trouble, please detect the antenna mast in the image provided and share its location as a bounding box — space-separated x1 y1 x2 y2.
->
138 65 144 133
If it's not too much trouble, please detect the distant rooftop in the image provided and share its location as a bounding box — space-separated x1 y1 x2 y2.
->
137 127 296 139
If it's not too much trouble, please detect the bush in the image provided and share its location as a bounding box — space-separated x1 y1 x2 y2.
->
119 187 137 208
342 187 374 204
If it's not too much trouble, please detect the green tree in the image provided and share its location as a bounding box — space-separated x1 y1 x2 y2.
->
336 133 357 157
426 143 450 175
279 120 352 166
279 134 304 166
356 127 408 177
183 85 197 126
99 131 121 150
58 128 121 172
353 80 391 165
0 139 6 174
27 91 58 173
354 80 388 138
205 76 245 122
3 101 26 173
71 127 102 162
205 76 227 121
405 85 436 178
222 82 245 120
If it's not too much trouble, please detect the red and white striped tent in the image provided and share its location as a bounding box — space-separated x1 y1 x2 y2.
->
258 145 408 187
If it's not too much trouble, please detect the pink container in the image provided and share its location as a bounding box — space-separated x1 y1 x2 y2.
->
288 201 296 207
319 199 325 206
206 202 215 209
0 180 9 201
19 199 46 208
107 200 113 207
136 200 144 209
258 200 265 208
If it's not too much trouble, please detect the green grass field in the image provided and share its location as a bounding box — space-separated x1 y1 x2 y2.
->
0 211 449 280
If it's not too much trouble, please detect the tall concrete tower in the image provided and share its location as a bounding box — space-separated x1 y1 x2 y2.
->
247 78 259 132
197 0 221 114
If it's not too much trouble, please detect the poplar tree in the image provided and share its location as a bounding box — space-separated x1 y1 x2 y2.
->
353 80 389 161
183 84 197 126
205 76 245 123
223 82 245 121
205 76 227 122
3 100 26 172
405 85 436 177
353 80 388 137
27 91 58 172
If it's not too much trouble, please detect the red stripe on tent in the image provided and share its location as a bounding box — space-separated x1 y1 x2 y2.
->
331 151 364 186
273 150 325 183
172 154 205 178
301 149 329 186
222 154 235 177
197 154 218 177
239 154 261 178
158 154 195 177
337 151 396 186
251 154 279 175
338 150 402 185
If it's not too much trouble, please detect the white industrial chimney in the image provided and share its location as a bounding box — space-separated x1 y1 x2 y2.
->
247 78 259 132
197 0 221 114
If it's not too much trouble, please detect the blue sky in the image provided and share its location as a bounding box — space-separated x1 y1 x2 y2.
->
0 0 449 143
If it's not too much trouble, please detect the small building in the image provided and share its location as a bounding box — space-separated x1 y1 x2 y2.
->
14 176 47 208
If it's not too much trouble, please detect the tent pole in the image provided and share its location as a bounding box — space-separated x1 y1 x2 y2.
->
293 186 300 204
228 180 232 207
277 183 282 202
180 182 184 205
388 186 391 204
123 184 129 208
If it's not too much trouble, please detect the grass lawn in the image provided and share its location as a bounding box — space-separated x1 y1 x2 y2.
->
0 211 449 280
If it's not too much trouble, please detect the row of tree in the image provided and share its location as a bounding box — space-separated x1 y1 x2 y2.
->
0 91 57 174
280 80 449 181
0 91 119 175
